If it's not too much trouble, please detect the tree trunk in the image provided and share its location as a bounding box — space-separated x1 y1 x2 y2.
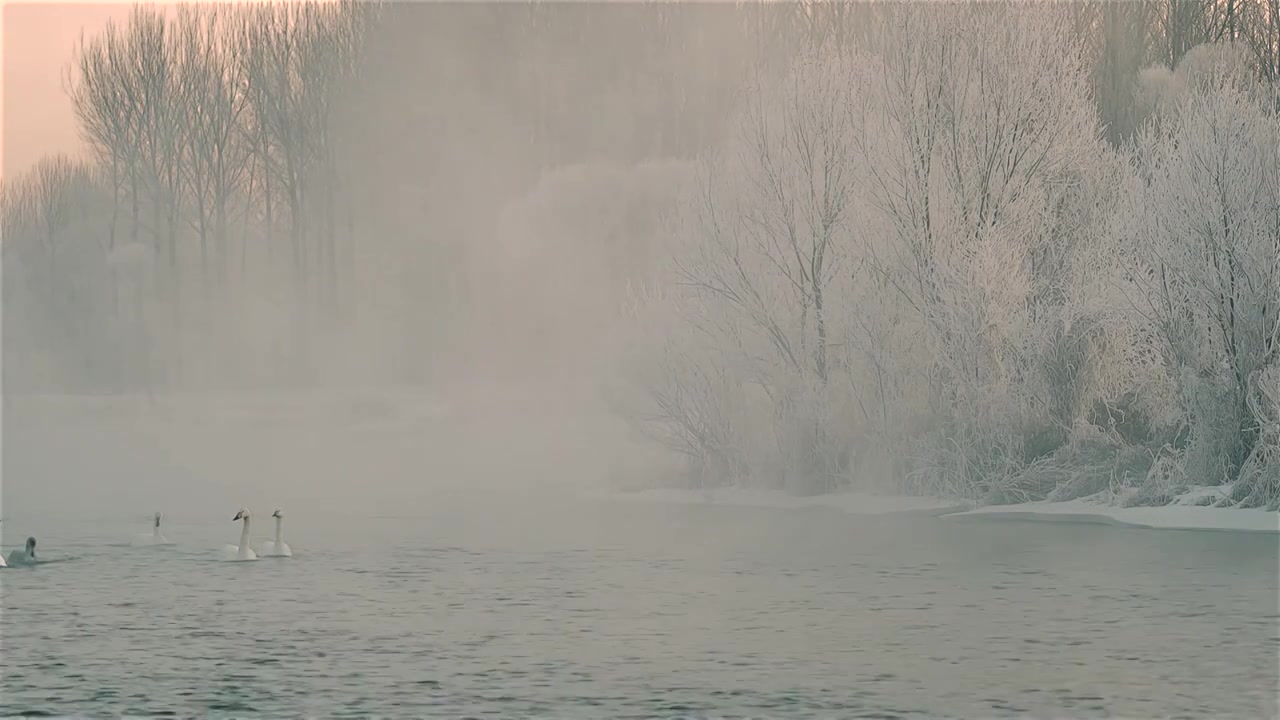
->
108 154 121 317
813 281 828 384
324 154 338 315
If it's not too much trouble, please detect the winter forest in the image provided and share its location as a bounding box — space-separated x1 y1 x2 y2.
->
4 1 1279 510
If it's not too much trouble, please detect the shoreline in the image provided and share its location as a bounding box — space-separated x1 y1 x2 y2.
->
613 486 1279 534
940 495 1280 534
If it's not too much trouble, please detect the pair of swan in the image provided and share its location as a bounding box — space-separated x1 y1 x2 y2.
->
222 508 291 562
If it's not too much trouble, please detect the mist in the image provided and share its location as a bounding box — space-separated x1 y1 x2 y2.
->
3 2 741 518
4 1 1279 517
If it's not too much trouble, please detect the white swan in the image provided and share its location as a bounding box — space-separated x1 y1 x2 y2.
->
260 509 293 557
0 522 7 567
220 508 258 561
5 537 37 566
132 512 172 546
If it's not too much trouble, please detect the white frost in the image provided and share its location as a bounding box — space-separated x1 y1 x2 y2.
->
942 487 1279 533
616 485 1279 533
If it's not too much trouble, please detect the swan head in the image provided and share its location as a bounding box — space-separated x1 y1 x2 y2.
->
272 509 284 519
233 508 250 521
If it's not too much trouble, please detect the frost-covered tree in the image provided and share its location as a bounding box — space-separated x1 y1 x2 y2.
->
678 49 866 384
853 5 1118 499
668 47 870 491
1136 40 1264 130
1120 86 1280 499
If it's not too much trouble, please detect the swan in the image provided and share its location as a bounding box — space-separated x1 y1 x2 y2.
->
0 522 7 567
220 509 258 561
5 537 37 566
132 512 172 546
260 509 292 557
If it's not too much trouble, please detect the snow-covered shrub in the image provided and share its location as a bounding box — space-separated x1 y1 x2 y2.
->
1122 85 1280 490
1232 366 1280 509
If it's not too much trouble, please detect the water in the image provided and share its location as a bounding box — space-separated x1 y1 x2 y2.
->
2 496 1277 718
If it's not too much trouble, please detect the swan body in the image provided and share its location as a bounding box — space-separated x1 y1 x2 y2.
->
220 508 258 561
5 537 38 566
132 512 173 546
260 509 292 557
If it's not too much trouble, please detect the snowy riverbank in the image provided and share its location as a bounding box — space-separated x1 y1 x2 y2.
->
614 486 1279 533
941 486 1280 533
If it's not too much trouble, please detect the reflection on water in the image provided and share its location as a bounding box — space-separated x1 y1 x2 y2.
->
2 498 1276 718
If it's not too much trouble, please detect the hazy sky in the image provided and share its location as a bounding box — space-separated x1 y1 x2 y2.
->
1 3 135 177
2 1 282 179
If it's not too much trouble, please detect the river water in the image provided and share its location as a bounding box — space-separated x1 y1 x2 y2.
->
1 494 1276 718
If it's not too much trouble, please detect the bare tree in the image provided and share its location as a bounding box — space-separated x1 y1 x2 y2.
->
68 17 156 326
1151 0 1237 67
68 25 131 255
175 4 251 293
295 0 372 312
678 47 863 387
1243 0 1280 81
21 157 99 305
121 6 186 272
238 3 307 285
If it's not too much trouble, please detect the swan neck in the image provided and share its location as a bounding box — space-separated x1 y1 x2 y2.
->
239 515 252 548
274 516 283 543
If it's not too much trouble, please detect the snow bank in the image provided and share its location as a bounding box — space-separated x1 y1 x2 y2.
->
612 487 968 516
613 485 1279 533
941 487 1280 534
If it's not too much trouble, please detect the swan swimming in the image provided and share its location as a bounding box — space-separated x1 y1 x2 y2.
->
260 509 293 557
132 512 173 546
220 509 258 561
5 537 38 566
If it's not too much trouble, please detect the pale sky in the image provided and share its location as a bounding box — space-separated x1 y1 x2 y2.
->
2 2 136 178
2 1 278 180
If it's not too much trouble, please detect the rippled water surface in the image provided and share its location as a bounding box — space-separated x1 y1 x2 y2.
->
2 497 1277 718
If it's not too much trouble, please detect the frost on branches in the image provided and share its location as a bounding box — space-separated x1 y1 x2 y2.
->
621 3 1279 508
1122 87 1280 508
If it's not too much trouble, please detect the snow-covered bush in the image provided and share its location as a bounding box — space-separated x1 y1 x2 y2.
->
1120 85 1280 494
618 5 1276 507
853 5 1123 498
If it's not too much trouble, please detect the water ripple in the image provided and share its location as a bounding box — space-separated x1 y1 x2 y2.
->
2 505 1276 718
